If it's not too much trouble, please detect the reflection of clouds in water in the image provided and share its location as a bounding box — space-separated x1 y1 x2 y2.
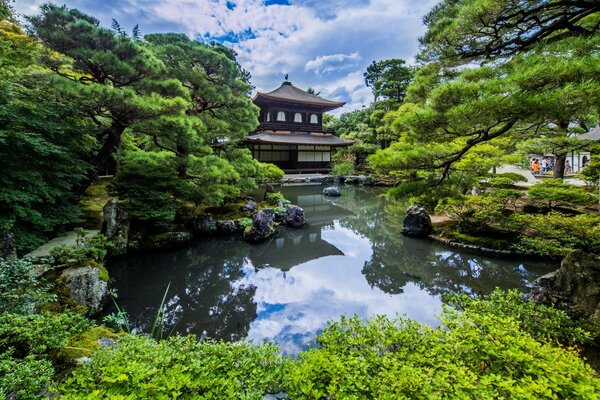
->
242 224 443 354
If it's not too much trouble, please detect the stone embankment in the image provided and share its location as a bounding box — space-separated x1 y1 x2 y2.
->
279 174 394 186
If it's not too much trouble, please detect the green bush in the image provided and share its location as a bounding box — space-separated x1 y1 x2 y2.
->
0 312 92 399
512 212 600 256
486 172 527 188
285 311 600 399
58 336 286 399
265 192 290 207
0 351 53 400
0 258 55 314
258 162 284 182
0 312 91 358
49 231 110 267
331 161 355 176
446 289 597 345
111 151 181 228
528 179 597 208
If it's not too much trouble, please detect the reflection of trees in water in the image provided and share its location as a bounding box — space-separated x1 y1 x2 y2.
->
335 189 552 297
108 239 257 341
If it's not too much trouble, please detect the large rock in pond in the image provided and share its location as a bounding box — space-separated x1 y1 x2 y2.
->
216 220 239 235
531 250 600 319
60 265 108 315
323 186 341 197
0 230 16 261
102 199 130 257
194 214 217 236
283 205 306 228
242 200 258 214
245 211 276 244
142 232 192 251
402 205 432 237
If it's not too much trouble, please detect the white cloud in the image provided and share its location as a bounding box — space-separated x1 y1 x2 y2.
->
15 0 440 113
305 52 361 75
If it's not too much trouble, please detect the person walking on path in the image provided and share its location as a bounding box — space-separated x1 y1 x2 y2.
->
541 158 548 174
565 159 572 175
533 159 540 175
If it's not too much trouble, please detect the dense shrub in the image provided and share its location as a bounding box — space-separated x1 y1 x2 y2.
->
513 212 600 257
0 312 92 399
285 312 600 399
0 351 53 400
49 230 110 267
331 161 355 176
111 151 181 228
58 336 286 399
528 179 597 208
0 312 91 358
55 289 600 398
0 258 54 314
446 289 597 345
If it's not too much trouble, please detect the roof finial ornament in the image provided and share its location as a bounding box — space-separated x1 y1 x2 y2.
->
284 73 289 81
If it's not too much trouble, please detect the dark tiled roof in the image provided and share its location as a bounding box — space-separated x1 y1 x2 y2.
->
247 132 353 147
579 126 600 141
253 81 345 111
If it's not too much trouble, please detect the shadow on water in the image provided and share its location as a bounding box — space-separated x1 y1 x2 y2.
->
106 184 558 354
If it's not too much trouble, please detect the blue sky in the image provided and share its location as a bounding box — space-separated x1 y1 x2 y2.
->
15 0 438 114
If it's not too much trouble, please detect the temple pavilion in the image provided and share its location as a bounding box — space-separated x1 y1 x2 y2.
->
247 80 353 172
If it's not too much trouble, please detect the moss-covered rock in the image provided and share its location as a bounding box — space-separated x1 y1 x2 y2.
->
59 326 123 360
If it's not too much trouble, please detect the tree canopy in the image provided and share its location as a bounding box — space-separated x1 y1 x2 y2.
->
368 0 600 196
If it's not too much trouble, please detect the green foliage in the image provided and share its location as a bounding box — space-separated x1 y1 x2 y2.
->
0 21 93 254
285 309 600 399
111 151 180 228
579 150 600 188
446 289 597 346
49 232 110 266
28 4 188 181
513 212 600 257
258 162 284 183
436 195 507 228
265 192 290 207
0 350 53 400
58 335 286 399
331 161 355 177
370 0 600 194
364 58 412 103
59 327 122 359
487 172 526 188
0 311 91 399
0 312 91 357
0 258 55 314
528 179 598 208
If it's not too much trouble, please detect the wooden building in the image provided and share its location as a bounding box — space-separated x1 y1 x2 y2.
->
247 80 353 172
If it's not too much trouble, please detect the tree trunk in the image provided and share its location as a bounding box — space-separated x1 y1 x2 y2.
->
76 123 126 197
176 149 189 179
553 153 566 179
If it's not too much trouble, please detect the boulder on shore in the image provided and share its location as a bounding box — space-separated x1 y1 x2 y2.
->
60 265 108 315
402 205 432 237
216 220 239 235
323 187 341 197
194 214 217 236
531 250 600 319
242 200 258 214
245 211 276 243
102 199 130 257
283 205 306 228
143 231 192 251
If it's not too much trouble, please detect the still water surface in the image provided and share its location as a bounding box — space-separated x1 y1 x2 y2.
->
107 185 556 354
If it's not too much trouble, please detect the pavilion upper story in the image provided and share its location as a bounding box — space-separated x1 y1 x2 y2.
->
248 81 352 172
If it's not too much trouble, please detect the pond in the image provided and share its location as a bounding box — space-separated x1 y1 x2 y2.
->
106 184 557 354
